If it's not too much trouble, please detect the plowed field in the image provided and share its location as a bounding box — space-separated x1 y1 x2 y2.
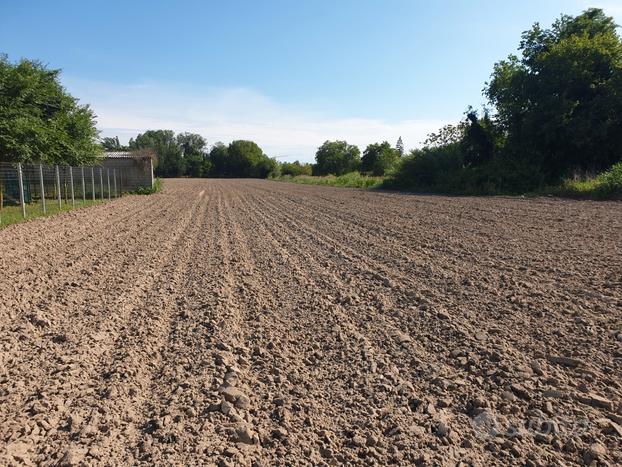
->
1 179 621 466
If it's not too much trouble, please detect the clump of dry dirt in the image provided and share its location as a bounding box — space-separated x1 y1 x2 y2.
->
1 179 621 466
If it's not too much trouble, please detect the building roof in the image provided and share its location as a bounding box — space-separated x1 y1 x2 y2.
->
104 151 133 158
104 151 153 160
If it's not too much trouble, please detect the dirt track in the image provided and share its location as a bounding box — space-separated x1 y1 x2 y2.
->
1 179 621 466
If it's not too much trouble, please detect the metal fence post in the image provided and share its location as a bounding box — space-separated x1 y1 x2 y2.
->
63 167 68 204
69 166 75 207
107 169 111 200
81 166 86 203
17 163 26 218
99 168 104 201
55 165 62 209
91 167 95 202
39 164 46 214
113 169 117 198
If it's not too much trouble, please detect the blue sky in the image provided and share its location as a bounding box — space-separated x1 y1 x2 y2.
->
2 0 621 161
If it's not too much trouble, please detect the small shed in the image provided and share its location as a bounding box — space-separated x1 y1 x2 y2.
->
102 152 154 192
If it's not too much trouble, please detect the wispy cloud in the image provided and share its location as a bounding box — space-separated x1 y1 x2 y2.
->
63 77 449 162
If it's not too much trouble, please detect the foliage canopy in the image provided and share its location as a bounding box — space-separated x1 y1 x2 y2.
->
486 8 622 176
361 141 400 176
314 140 360 176
0 55 101 164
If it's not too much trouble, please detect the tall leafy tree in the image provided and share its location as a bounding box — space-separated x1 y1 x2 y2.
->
226 140 277 178
486 8 622 177
177 133 207 177
101 136 128 151
361 141 400 175
209 142 229 177
423 123 466 148
396 136 404 156
129 130 184 177
0 55 101 164
205 140 275 178
314 140 360 176
460 108 499 167
227 140 265 177
176 133 206 155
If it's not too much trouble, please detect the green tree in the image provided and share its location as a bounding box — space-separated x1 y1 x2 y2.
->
255 155 278 178
486 8 622 177
396 136 404 156
361 141 400 175
209 142 229 177
101 136 128 151
281 160 313 176
0 55 101 164
227 140 265 177
460 108 499 167
314 140 360 175
129 130 184 177
176 133 206 155
423 123 465 148
206 140 275 178
177 133 207 177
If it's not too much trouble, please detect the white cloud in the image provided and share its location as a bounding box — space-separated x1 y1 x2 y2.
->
63 77 450 162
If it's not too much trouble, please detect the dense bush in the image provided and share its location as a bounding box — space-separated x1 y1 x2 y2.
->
281 161 313 176
385 144 464 191
275 172 383 189
554 161 622 198
385 144 547 195
134 178 163 195
597 162 622 195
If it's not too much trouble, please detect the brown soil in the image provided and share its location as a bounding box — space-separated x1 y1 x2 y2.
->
1 179 621 466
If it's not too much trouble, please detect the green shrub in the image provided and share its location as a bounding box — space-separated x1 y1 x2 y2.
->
549 162 622 199
134 178 163 195
382 145 464 192
273 172 383 189
596 161 622 195
383 145 548 195
280 161 313 177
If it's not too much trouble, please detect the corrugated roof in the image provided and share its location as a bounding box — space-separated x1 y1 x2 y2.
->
104 151 154 160
104 151 134 158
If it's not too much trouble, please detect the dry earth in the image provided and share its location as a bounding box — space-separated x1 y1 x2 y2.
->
1 179 621 466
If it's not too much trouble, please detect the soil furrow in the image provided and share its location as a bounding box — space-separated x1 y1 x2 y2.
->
1 179 620 467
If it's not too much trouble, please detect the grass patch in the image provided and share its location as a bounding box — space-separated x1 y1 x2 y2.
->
0 199 103 229
536 162 622 200
134 178 163 195
272 172 384 189
275 162 622 199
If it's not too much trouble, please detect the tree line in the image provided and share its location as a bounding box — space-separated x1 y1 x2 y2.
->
102 130 406 180
288 8 622 194
102 130 277 178
2 8 620 194
385 8 622 193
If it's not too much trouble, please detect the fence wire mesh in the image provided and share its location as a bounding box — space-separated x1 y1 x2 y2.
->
0 162 122 225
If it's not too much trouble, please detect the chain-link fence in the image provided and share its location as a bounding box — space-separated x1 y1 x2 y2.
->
0 162 121 225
